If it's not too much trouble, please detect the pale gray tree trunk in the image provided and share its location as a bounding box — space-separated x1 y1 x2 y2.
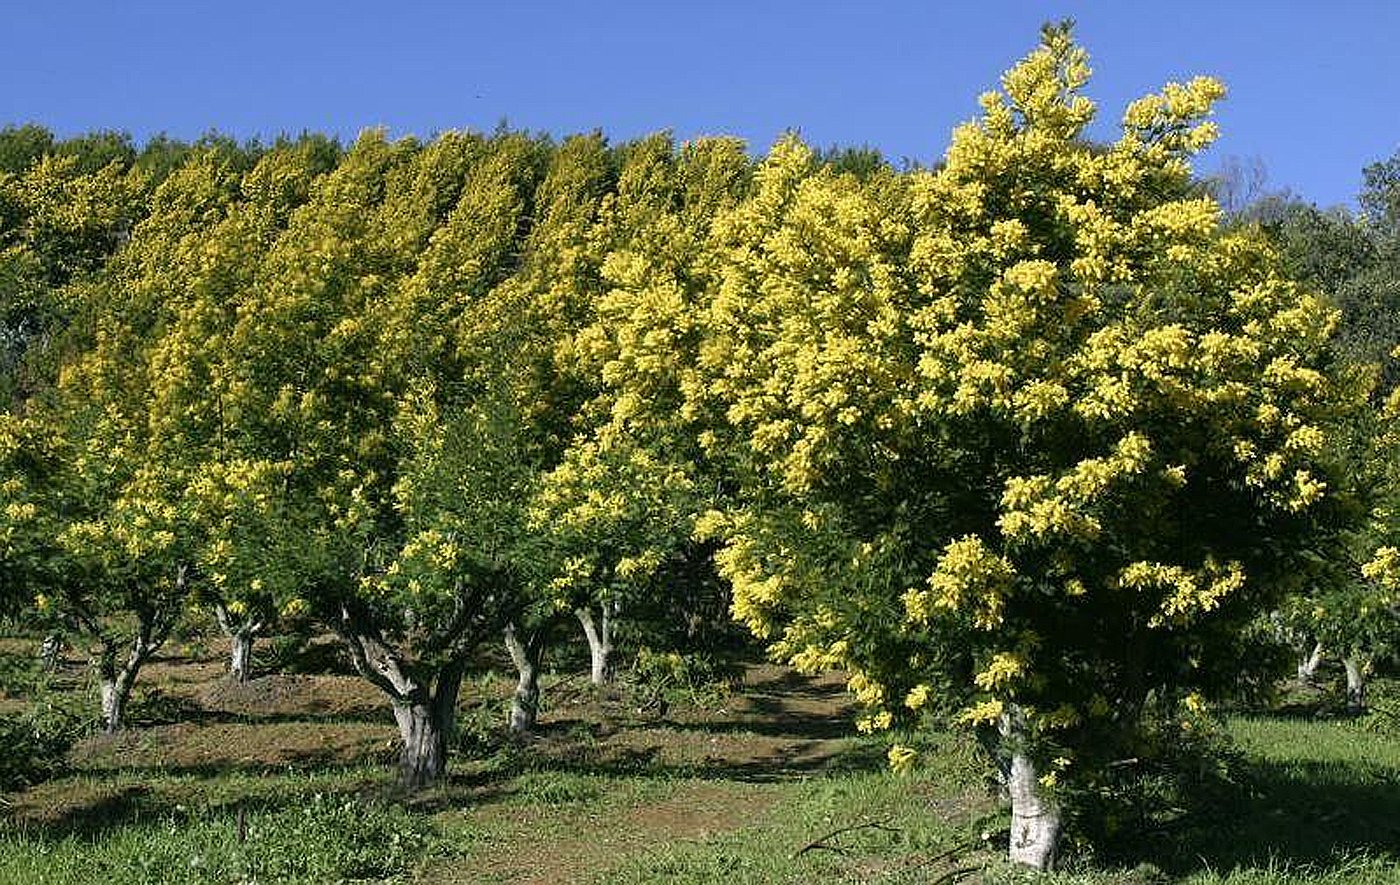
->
1000 707 1061 870
1344 655 1367 713
99 674 131 734
229 632 254 682
1297 641 1324 683
38 633 64 671
576 604 615 685
213 603 263 683
96 630 153 733
505 622 546 734
77 568 185 734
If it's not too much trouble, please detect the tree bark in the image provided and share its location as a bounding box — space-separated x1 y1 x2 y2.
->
335 609 467 790
393 698 449 789
576 604 614 685
229 631 255 683
388 661 464 789
1000 707 1061 871
1344 655 1367 714
1298 641 1324 683
505 622 546 734
38 633 64 671
214 603 262 683
96 633 150 733
77 570 184 733
99 675 130 734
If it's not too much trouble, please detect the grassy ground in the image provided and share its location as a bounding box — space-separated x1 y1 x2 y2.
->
0 636 1397 884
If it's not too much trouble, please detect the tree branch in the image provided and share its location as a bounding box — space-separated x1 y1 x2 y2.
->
793 816 899 858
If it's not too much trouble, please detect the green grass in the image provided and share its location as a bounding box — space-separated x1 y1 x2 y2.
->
0 789 453 884
3 644 1399 884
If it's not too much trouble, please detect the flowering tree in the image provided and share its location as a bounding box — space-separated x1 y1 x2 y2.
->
592 26 1361 868
0 150 240 730
205 129 554 787
544 134 754 683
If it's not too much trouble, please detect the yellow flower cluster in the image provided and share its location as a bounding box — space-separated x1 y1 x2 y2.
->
887 744 919 775
999 434 1153 542
1117 558 1247 627
973 651 1028 692
904 536 1017 630
1363 547 1400 593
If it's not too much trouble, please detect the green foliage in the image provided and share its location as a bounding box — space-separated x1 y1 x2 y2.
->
1062 707 1243 863
0 25 1395 863
1361 150 1400 235
628 646 738 710
0 654 88 790
0 701 83 791
1250 147 1400 699
582 29 1362 817
1355 676 1400 734
0 124 54 174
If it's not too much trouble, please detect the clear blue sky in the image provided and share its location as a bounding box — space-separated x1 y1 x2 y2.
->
4 1 1397 209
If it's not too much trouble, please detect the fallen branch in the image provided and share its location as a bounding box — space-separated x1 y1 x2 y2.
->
929 863 981 885
920 839 977 868
885 835 983 879
793 816 899 858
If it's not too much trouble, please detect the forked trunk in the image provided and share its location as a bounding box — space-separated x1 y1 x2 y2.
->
1001 708 1061 870
336 611 468 791
576 604 614 685
82 572 183 733
1344 656 1367 713
505 622 546 734
1298 641 1324 683
214 603 262 683
95 621 165 733
97 648 144 734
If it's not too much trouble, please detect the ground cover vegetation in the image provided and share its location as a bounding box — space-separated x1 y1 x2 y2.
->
1 23 1398 879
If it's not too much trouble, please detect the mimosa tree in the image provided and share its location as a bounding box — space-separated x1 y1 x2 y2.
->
596 25 1360 868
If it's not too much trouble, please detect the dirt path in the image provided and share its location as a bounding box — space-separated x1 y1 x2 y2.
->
430 779 780 885
418 665 861 884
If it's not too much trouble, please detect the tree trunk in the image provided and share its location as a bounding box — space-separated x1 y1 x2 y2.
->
393 699 449 789
1344 655 1367 714
38 633 63 671
505 622 547 734
335 610 467 790
1001 708 1061 870
97 645 144 734
214 603 262 683
1298 641 1324 683
77 572 184 734
99 677 128 734
391 661 464 790
576 605 614 685
229 631 255 683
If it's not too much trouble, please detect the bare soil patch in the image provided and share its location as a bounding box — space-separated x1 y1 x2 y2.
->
429 780 782 885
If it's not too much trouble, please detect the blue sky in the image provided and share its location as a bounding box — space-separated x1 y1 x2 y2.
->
3 2 1397 208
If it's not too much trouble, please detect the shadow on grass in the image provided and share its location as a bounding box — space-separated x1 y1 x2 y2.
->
1093 740 1400 876
662 712 857 741
3 777 385 842
71 740 397 781
483 719 888 787
141 704 391 728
